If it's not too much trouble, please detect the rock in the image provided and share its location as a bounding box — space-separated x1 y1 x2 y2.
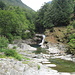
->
59 72 71 75
47 47 60 54
72 58 75 62
71 72 75 75
42 61 51 64
18 43 36 51
8 43 36 51
45 64 56 67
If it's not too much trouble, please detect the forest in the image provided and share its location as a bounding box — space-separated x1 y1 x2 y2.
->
0 0 75 56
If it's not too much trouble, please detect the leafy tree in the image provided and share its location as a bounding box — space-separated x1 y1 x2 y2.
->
50 0 74 26
35 0 74 32
68 39 75 54
0 1 6 10
35 3 53 32
0 36 9 49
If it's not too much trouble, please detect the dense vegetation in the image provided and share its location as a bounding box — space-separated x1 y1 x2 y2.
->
0 1 36 42
0 0 32 10
0 0 75 56
35 0 74 32
0 0 36 59
35 0 75 55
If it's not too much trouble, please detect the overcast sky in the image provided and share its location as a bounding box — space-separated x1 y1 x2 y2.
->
21 0 52 11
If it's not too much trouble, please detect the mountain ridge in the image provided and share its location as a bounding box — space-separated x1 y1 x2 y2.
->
0 0 33 10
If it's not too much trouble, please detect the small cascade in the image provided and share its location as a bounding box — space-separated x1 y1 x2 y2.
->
39 35 45 48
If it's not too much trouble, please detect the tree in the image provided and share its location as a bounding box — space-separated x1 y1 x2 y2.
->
0 1 6 10
48 0 74 26
35 0 74 33
35 3 53 32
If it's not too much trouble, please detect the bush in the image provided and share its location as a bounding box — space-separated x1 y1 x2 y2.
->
22 32 32 39
0 48 22 60
0 36 9 48
68 33 75 41
68 39 75 55
6 33 14 43
69 21 75 28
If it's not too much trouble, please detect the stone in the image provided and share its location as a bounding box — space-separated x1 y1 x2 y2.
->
60 72 71 75
71 72 75 75
45 64 56 67
72 58 75 62
42 61 51 64
48 47 60 54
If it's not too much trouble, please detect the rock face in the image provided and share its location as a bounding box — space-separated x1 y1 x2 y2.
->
0 58 37 75
43 42 67 55
8 43 36 51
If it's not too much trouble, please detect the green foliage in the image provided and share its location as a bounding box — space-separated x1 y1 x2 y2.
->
68 39 75 54
12 46 17 49
0 48 22 61
35 0 74 32
22 32 31 39
37 65 40 70
68 33 75 41
0 36 9 48
50 0 74 26
35 3 53 32
0 1 6 10
69 21 75 28
0 0 32 10
0 7 35 41
22 31 35 39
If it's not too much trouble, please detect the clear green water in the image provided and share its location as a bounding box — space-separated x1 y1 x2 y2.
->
49 58 75 72
30 44 40 48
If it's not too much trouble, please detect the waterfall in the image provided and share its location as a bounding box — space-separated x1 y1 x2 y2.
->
39 35 45 48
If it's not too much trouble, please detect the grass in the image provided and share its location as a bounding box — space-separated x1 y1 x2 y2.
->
0 48 30 61
49 58 75 72
0 54 6 58
37 64 40 70
22 61 30 64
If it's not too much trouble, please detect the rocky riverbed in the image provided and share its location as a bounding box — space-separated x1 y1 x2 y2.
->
0 41 75 75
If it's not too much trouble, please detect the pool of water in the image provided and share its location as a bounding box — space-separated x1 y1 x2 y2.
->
30 44 40 48
49 58 75 72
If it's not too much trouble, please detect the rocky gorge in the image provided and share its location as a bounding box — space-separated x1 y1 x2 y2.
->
0 34 75 75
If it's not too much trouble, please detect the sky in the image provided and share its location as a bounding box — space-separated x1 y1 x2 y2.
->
21 0 52 11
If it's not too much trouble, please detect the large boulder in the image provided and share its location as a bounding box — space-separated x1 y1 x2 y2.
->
8 43 36 51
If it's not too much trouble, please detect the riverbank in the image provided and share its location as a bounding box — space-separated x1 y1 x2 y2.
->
0 41 75 75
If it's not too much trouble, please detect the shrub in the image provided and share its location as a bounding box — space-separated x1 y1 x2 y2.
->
0 48 22 60
69 21 75 28
6 33 14 43
4 49 17 57
68 39 75 55
22 32 32 39
37 65 40 70
68 33 75 41
0 36 9 49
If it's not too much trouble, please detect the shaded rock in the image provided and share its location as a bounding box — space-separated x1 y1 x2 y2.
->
8 43 36 51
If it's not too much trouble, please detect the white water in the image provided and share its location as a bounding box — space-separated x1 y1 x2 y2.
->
39 35 45 48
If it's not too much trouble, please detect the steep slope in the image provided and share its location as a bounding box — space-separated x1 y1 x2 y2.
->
0 0 33 10
45 27 68 44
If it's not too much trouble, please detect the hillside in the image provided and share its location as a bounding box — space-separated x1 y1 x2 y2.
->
45 26 74 44
0 0 33 10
